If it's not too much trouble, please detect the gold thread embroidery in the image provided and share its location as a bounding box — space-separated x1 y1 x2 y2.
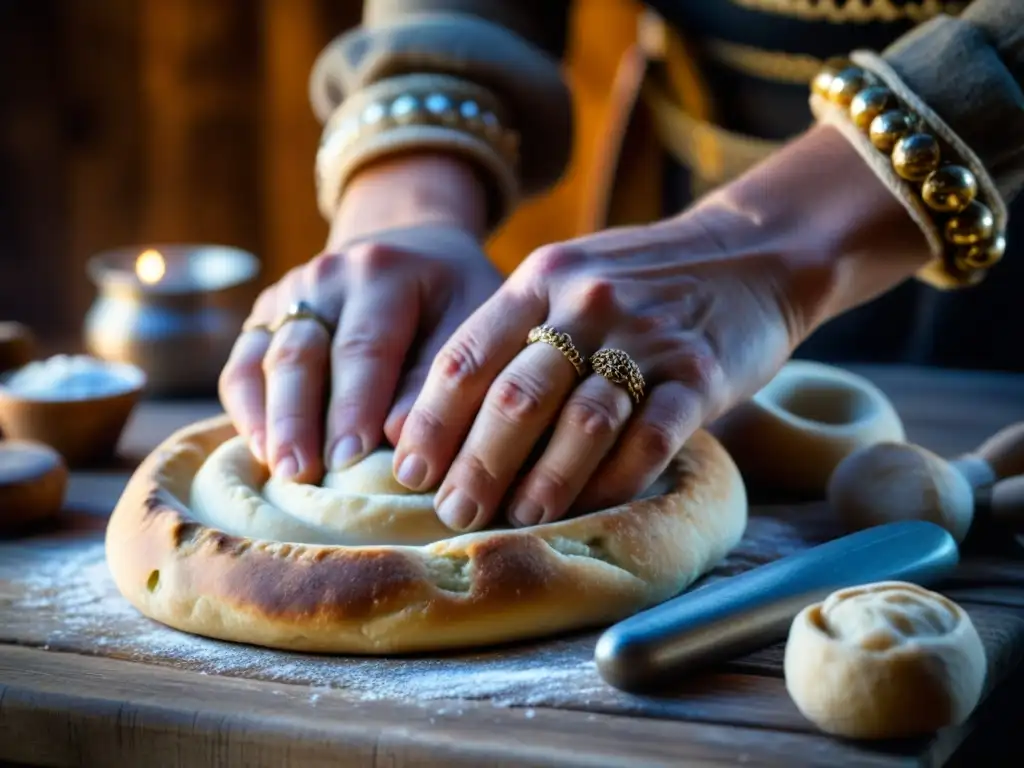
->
726 0 966 24
702 39 824 84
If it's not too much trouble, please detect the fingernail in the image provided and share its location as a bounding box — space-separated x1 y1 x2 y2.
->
274 453 300 480
510 500 544 527
437 489 479 531
249 431 266 464
329 435 363 469
396 453 428 489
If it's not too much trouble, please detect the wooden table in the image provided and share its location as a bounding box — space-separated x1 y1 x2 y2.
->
3 365 1024 768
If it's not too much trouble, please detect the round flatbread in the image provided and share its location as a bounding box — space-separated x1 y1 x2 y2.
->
106 415 747 654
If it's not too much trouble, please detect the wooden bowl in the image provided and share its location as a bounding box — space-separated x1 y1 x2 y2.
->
0 440 68 533
0 357 146 467
0 321 35 376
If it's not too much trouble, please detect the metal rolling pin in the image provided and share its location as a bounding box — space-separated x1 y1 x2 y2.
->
594 520 960 693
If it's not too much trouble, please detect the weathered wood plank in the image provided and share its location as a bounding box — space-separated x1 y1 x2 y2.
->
0 645 914 768
258 0 330 282
137 0 260 252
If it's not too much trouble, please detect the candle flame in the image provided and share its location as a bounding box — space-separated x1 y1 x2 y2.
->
135 249 166 284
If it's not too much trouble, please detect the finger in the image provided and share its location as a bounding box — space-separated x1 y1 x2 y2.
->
392 284 546 493
218 328 273 463
506 374 633 527
382 320 453 448
324 278 419 470
433 339 583 531
574 381 703 513
263 318 332 481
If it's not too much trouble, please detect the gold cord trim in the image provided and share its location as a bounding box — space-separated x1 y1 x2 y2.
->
702 40 824 84
726 0 966 24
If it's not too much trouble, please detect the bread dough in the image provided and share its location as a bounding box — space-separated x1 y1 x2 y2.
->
712 361 906 494
828 442 975 543
784 581 986 739
106 415 747 654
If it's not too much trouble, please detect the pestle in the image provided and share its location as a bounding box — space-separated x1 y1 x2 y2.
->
827 422 1024 543
712 361 906 494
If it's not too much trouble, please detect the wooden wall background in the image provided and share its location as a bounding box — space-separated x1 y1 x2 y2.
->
0 0 643 347
0 0 360 344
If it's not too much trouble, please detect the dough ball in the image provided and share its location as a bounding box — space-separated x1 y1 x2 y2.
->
828 443 974 543
784 581 986 739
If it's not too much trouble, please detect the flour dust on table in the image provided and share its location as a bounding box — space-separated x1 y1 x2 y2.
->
2 504 843 711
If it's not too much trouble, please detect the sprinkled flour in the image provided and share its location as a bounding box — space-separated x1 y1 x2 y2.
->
0 354 143 400
5 536 610 706
2 506 841 708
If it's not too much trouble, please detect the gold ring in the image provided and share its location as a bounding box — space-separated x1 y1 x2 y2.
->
270 300 335 336
526 325 587 376
590 349 645 403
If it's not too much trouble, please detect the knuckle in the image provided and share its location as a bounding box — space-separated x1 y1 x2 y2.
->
402 405 445 444
631 312 675 335
489 371 551 424
433 335 488 391
527 468 573 508
263 338 319 371
332 329 397 363
308 251 343 282
455 452 502 491
562 395 622 439
674 346 722 395
632 419 678 465
218 361 247 394
345 241 401 272
529 244 583 278
574 276 618 315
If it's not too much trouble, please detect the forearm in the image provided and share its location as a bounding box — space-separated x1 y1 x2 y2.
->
708 124 932 338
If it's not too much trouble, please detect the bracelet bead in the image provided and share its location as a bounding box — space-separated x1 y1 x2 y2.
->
944 201 995 247
810 57 854 99
892 133 941 181
827 66 874 107
956 233 1006 271
849 86 895 131
868 110 917 153
921 166 977 214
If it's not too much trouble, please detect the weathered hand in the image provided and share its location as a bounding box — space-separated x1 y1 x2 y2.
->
392 208 806 531
393 124 931 531
219 155 500 482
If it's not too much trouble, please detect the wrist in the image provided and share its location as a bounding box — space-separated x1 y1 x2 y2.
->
713 123 932 329
328 152 489 249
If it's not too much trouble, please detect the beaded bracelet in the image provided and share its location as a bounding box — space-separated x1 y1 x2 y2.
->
811 58 1006 288
314 74 521 228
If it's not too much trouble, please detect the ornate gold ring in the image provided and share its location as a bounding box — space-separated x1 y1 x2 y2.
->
526 325 587 377
590 349 646 404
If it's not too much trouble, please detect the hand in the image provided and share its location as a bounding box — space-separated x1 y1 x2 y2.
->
392 124 931 531
218 154 502 481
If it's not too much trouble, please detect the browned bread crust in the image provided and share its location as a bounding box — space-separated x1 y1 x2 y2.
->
106 415 747 654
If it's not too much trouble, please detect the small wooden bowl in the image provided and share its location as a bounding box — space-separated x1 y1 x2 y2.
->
0 439 68 533
0 358 146 467
0 321 35 376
